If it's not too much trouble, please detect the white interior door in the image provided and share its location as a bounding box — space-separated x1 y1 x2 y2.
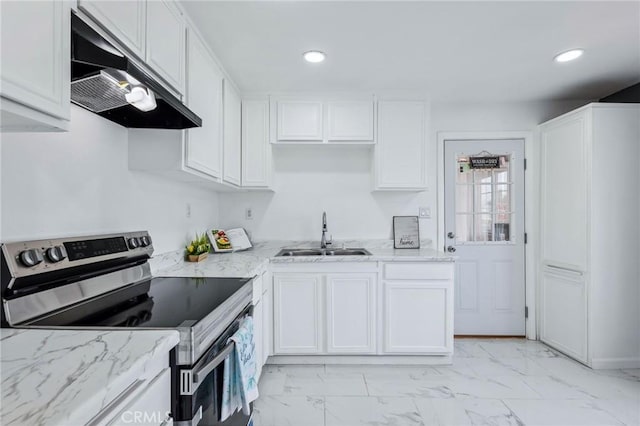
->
444 139 525 335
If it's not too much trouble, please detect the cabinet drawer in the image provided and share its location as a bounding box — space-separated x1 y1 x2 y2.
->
384 263 453 280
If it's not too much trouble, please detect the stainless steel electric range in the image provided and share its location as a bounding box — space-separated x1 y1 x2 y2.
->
1 231 254 426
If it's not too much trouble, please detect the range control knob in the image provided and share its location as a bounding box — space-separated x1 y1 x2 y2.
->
19 249 44 267
140 236 151 247
127 238 139 249
46 246 67 263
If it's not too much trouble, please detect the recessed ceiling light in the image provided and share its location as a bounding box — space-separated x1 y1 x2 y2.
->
303 51 326 63
554 49 584 63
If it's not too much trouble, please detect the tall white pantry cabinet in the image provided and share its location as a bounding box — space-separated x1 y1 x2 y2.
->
538 102 640 369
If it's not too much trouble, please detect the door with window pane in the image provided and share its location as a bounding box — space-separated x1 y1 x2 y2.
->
444 139 525 335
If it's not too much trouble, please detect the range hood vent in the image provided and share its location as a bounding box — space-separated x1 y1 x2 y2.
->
71 13 201 129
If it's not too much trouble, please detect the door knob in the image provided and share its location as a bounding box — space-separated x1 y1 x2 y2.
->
447 246 456 253
447 232 455 239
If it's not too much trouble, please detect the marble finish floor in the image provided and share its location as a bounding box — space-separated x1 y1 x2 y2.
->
253 339 640 426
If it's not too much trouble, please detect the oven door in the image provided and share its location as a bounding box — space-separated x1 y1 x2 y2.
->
174 305 254 426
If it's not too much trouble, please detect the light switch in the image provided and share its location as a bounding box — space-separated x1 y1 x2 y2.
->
419 207 431 219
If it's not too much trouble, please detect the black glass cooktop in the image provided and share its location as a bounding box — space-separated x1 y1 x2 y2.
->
29 277 252 328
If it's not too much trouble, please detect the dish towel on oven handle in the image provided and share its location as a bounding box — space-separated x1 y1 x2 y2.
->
221 315 259 421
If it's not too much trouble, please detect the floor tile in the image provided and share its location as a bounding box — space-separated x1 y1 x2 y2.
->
503 399 625 425
466 357 550 377
448 375 542 399
284 372 368 396
593 398 640 425
414 398 525 426
253 395 325 426
520 375 598 399
365 376 456 398
255 339 639 425
325 396 424 426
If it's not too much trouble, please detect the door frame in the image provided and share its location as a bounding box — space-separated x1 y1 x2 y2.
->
437 131 537 340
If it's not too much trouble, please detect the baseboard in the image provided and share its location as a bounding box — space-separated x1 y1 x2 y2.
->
590 357 640 370
266 355 453 365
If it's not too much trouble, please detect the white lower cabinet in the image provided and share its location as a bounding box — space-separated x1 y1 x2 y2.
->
89 367 172 426
326 274 376 354
273 274 323 354
262 271 272 365
540 268 587 363
382 262 454 354
253 298 264 379
273 272 376 355
384 282 451 353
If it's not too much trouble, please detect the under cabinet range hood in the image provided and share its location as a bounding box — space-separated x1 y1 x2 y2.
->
71 13 201 129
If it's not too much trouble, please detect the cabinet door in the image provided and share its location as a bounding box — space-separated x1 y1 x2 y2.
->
78 0 146 59
107 368 172 426
327 100 374 142
540 112 588 271
184 30 223 178
242 100 272 187
276 100 323 141
253 299 264 380
0 0 70 121
146 0 185 93
262 271 272 364
540 268 588 363
383 281 451 353
273 274 322 354
375 101 427 189
223 81 242 186
326 274 376 354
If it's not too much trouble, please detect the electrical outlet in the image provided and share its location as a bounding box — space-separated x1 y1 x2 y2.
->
419 207 431 219
245 207 253 220
186 203 192 218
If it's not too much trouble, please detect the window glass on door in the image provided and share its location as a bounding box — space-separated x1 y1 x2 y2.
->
455 154 513 243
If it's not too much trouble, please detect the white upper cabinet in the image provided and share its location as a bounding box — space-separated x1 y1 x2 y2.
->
242 99 272 188
327 100 374 142
1 0 70 131
276 100 323 141
77 0 146 59
146 0 185 94
272 96 375 144
374 101 427 190
223 81 242 186
184 29 223 179
540 114 588 271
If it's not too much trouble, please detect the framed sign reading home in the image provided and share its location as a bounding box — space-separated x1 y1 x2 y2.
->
393 216 420 249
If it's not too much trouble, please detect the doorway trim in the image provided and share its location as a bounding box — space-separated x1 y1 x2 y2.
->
437 131 537 340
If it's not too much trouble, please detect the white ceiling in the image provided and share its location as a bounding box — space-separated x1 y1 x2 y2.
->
182 1 640 102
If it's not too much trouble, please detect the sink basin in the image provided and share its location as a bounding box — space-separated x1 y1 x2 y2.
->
276 249 324 257
324 249 371 256
275 248 372 257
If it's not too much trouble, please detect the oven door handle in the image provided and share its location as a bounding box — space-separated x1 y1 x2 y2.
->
193 340 235 383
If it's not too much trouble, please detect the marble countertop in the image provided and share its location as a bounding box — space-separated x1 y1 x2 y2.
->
151 239 455 278
1 328 179 426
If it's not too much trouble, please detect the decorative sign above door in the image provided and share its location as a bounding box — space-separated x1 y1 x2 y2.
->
469 156 500 169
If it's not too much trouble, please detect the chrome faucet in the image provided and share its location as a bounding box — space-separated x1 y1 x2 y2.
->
321 211 332 248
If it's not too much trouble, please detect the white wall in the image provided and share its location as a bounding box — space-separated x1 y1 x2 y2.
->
218 100 590 244
1 106 219 254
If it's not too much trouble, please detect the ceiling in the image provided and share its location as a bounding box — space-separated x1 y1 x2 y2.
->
182 1 640 102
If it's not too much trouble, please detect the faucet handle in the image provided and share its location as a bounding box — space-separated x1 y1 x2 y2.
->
326 235 333 246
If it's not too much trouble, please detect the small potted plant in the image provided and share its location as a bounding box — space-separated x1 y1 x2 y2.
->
185 232 211 262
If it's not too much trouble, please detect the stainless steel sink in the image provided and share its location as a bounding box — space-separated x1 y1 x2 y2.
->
324 249 371 256
276 249 324 257
275 248 372 257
